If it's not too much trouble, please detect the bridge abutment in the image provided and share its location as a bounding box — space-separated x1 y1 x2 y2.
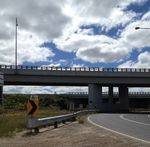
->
88 84 102 110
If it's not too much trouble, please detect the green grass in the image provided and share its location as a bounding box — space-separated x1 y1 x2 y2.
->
0 107 68 137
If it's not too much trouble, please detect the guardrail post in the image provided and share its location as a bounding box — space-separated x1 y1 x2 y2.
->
54 122 58 128
62 120 66 124
72 116 76 121
34 128 39 133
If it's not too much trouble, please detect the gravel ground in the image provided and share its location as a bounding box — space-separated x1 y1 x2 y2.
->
0 115 149 147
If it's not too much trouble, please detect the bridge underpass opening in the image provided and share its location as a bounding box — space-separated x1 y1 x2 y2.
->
88 84 129 112
87 86 150 111
129 87 150 109
2 85 150 112
2 86 88 110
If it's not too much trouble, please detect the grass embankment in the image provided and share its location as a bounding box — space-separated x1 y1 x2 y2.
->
0 107 68 137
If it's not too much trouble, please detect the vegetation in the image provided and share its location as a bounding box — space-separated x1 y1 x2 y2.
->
3 94 68 110
77 116 85 124
0 94 69 137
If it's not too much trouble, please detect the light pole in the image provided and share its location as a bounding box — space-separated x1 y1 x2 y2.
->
15 18 18 69
135 27 150 30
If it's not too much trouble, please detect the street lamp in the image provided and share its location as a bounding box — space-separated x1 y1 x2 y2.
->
15 18 18 69
135 27 150 30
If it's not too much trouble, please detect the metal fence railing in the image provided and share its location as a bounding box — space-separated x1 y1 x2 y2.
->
0 65 150 73
64 92 150 96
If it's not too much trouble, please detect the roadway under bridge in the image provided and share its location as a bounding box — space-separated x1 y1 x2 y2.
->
0 65 150 112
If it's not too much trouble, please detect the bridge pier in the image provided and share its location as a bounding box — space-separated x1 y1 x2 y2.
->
0 86 3 105
119 85 129 112
88 84 102 110
108 85 113 105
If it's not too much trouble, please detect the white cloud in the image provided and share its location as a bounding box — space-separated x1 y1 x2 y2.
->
120 20 150 49
54 0 143 51
0 0 70 40
4 86 87 94
1 0 149 65
72 64 85 68
0 30 54 65
61 0 140 32
54 0 150 64
142 11 150 20
55 32 130 63
0 0 70 64
55 15 150 63
118 51 150 68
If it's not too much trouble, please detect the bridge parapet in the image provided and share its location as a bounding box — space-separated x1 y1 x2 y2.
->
64 92 150 96
0 65 150 73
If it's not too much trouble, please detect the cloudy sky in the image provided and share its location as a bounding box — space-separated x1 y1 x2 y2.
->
0 0 150 93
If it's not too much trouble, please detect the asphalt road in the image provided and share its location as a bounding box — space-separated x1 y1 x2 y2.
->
88 113 150 143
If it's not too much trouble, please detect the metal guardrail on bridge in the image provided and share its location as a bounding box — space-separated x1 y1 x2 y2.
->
0 65 150 72
65 92 150 96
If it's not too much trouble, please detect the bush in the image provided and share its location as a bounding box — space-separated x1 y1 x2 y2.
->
77 117 84 124
0 106 5 114
3 94 29 110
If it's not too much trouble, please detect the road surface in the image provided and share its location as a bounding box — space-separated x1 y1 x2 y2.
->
88 113 150 143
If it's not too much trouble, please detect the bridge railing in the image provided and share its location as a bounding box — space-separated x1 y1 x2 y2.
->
0 65 150 73
64 92 150 96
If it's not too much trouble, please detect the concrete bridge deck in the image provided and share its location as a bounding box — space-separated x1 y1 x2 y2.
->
0 65 150 87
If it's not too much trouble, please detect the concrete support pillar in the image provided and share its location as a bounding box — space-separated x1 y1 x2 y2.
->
0 86 3 105
69 102 74 111
88 84 102 110
108 85 113 104
119 85 129 112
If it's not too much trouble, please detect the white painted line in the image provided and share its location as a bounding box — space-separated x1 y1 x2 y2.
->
87 115 150 144
148 115 150 118
120 114 150 126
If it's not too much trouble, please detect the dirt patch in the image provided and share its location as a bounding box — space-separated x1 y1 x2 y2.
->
0 115 149 147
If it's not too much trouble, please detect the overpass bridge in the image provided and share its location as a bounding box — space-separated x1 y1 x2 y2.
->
0 65 150 112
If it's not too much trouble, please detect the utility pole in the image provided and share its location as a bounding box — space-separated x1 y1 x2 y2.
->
15 18 18 69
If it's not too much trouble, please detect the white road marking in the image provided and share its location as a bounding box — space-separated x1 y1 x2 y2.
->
120 114 150 126
88 115 150 144
148 115 150 118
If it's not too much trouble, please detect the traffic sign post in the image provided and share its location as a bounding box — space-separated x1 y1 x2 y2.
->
27 95 39 117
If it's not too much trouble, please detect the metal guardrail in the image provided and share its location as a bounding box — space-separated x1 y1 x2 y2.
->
27 110 95 132
0 65 150 73
65 92 150 96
